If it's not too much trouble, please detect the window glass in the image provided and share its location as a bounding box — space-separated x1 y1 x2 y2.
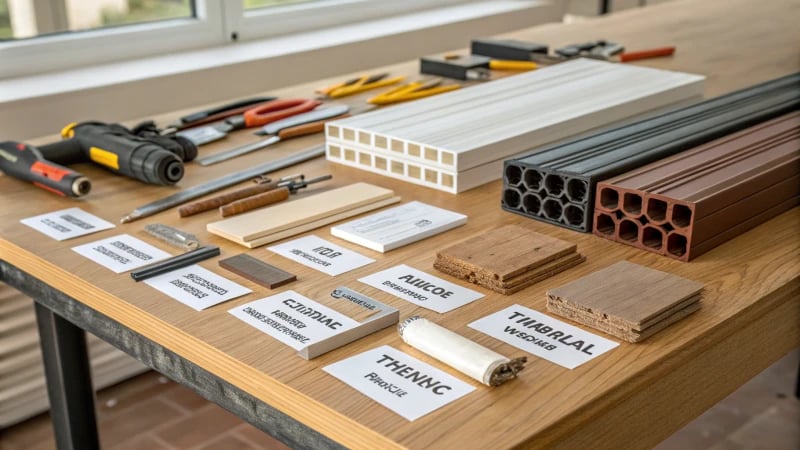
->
1 0 194 40
0 0 11 38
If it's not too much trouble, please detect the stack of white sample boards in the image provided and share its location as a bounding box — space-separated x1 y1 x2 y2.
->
324 59 705 193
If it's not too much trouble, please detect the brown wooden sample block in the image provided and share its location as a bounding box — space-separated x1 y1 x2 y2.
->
546 260 703 342
218 254 296 289
434 224 585 294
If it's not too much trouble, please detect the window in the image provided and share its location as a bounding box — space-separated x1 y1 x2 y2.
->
0 0 482 79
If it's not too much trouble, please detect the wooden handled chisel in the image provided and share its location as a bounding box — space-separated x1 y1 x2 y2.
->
196 105 350 166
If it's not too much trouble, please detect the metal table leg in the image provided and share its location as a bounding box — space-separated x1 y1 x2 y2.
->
35 302 100 450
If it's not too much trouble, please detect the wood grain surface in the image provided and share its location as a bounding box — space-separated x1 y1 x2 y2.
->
1 0 799 449
434 224 584 294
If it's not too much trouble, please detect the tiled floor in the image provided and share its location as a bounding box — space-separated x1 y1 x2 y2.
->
2 349 797 449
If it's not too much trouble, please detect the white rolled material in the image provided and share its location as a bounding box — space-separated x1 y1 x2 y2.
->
398 316 526 386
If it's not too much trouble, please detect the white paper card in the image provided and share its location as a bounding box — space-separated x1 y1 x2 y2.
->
72 234 171 273
268 235 374 276
330 201 467 252
144 265 251 311
323 345 475 421
469 305 619 369
229 290 360 350
21 207 114 240
358 264 483 313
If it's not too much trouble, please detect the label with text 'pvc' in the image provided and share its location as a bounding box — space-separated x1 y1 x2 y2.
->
469 305 619 369
323 345 475 421
358 264 484 313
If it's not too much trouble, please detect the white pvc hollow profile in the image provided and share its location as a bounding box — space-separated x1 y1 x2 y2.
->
398 316 526 386
325 59 705 173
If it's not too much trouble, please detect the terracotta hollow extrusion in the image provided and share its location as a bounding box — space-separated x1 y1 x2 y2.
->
594 112 800 261
504 73 800 232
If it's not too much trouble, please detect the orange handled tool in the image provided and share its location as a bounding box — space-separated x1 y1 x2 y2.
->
241 99 322 128
196 105 350 165
620 46 676 62
177 98 322 146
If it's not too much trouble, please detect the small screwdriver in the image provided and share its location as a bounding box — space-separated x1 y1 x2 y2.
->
220 175 333 217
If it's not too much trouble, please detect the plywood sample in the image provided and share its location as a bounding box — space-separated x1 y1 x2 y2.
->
546 260 703 342
434 224 584 294
207 183 396 243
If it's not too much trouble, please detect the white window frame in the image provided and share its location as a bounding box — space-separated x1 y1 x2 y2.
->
0 0 484 79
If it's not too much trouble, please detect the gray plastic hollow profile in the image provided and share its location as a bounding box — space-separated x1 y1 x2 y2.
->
500 73 800 232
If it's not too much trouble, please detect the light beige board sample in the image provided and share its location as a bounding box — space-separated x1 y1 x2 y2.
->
242 196 402 248
207 183 395 243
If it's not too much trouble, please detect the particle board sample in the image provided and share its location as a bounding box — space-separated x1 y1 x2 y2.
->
207 183 396 244
433 224 585 294
546 261 704 342
219 254 296 289
593 112 800 260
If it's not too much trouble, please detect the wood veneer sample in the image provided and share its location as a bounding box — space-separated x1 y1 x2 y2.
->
219 254 296 289
546 260 703 342
242 196 402 248
434 224 584 294
207 183 395 243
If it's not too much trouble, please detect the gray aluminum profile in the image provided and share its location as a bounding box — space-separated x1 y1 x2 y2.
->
501 73 800 232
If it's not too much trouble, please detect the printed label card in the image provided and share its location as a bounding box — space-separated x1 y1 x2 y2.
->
229 290 360 351
144 265 252 310
323 345 475 421
359 264 483 313
21 207 114 240
331 201 467 252
469 305 619 369
268 235 375 276
72 234 171 273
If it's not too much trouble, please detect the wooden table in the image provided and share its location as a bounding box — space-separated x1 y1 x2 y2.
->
2 0 798 448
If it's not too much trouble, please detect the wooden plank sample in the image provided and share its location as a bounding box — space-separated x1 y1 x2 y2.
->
207 183 395 243
594 112 800 260
218 254 296 289
546 260 704 342
434 224 584 294
242 195 401 248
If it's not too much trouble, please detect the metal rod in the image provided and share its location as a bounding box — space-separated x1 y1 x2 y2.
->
196 136 281 166
131 245 221 281
35 302 100 450
120 144 325 223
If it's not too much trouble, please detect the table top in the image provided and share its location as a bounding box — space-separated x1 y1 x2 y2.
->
2 0 799 448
